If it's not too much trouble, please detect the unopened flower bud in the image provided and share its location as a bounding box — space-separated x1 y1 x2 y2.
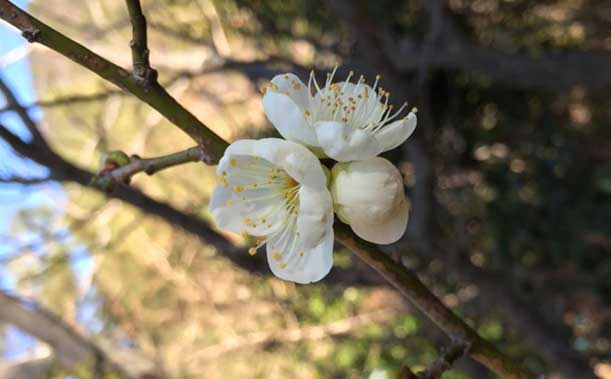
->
330 157 409 244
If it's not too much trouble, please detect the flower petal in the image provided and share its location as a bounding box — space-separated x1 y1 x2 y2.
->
262 92 318 146
210 183 286 237
222 139 325 188
296 186 334 248
313 121 381 162
269 73 310 109
374 112 417 152
349 195 409 245
267 229 334 284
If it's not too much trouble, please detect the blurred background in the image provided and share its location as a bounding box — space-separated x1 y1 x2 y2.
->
0 0 610 378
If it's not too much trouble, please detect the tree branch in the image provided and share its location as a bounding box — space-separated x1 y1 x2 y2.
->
124 0 156 85
0 291 157 379
0 0 226 160
91 145 207 189
0 175 51 184
0 76 47 148
420 339 471 379
334 223 535 379
0 122 263 274
0 2 538 378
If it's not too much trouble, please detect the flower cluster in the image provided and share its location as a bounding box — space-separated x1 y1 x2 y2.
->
210 68 417 283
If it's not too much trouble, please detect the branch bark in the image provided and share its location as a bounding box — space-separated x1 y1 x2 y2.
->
334 223 534 379
124 0 156 84
0 2 538 378
0 0 226 160
92 145 207 189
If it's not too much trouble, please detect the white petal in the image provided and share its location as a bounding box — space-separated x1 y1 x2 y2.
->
313 121 381 162
210 184 285 237
296 186 334 248
374 112 417 152
209 185 243 231
267 230 334 284
262 92 318 146
246 138 327 189
349 195 409 245
269 73 310 109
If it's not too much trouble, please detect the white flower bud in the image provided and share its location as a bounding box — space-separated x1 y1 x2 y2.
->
330 157 409 244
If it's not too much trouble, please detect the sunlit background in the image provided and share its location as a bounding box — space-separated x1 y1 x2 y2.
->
1 0 610 378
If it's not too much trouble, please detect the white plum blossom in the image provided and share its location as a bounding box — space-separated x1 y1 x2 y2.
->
262 68 417 162
209 138 334 284
330 157 409 244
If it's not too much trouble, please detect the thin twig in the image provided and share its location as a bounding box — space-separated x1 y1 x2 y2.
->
0 76 48 147
124 0 157 85
420 339 471 379
0 175 51 184
91 145 207 189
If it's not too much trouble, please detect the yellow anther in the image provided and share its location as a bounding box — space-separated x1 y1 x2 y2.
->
272 252 281 261
376 74 381 80
234 185 244 193
349 70 354 76
230 158 237 167
241 230 250 238
226 199 234 206
411 107 418 113
218 176 228 188
248 247 258 256
243 217 252 225
304 110 311 116
299 252 304 257
280 262 287 269
260 86 267 95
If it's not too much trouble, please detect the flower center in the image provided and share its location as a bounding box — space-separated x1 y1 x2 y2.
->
303 67 414 132
221 156 302 259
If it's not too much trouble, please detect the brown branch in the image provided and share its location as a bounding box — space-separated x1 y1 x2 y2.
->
91 146 207 189
0 122 263 274
420 339 471 379
0 0 226 160
0 2 539 377
124 0 156 85
0 76 47 148
334 223 535 379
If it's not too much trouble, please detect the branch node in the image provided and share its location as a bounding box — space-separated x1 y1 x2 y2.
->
21 27 41 42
